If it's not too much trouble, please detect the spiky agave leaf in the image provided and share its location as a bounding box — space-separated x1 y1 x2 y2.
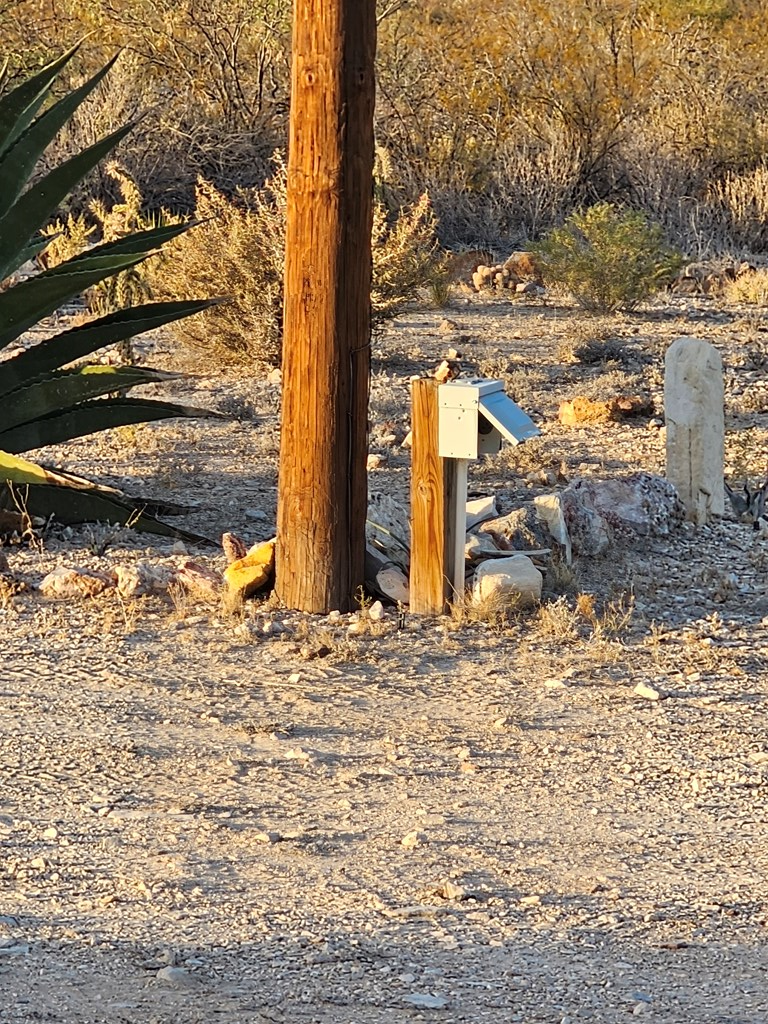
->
0 364 184 433
0 299 218 396
0 396 221 453
0 54 122 220
0 44 80 159
0 49 223 541
0 124 133 283
0 451 213 542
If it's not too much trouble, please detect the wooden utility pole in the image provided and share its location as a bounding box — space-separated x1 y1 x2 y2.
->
276 0 377 613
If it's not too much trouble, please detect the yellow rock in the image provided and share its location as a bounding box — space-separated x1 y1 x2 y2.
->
223 538 276 598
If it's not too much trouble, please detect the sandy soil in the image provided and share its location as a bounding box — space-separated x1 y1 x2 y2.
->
2 293 768 1023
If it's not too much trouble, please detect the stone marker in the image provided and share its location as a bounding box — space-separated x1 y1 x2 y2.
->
664 337 724 524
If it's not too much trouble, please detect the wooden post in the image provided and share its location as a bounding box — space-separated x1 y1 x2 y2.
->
276 0 377 613
410 379 466 615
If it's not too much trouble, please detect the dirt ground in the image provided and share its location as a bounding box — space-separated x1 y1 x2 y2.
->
3 292 768 1023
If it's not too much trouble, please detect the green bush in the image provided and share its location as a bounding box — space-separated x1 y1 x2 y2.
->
532 203 683 313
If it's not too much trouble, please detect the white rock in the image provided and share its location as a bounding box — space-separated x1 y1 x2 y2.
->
368 600 385 621
634 682 662 701
465 531 505 562
375 566 409 605
403 993 448 1009
115 562 172 598
466 495 498 530
472 554 542 609
534 493 572 563
156 965 201 990
401 830 425 849
38 566 115 599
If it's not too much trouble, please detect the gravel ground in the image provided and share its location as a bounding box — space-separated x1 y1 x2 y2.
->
2 293 768 1023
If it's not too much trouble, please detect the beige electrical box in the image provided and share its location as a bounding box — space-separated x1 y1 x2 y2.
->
438 378 539 459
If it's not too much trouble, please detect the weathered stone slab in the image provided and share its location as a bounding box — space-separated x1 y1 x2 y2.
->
664 337 724 523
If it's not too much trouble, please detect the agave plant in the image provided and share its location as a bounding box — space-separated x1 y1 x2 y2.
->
0 46 219 541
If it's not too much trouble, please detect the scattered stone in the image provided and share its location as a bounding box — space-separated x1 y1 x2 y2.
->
634 682 662 701
405 991 448 1007
520 894 541 906
367 453 386 470
267 367 282 384
560 473 685 554
172 561 224 601
156 965 201 990
171 540 187 555
38 566 116 599
368 600 385 621
472 554 543 609
402 993 448 1009
254 830 281 844
466 495 497 530
401 830 425 849
433 359 461 382
438 319 458 333
433 879 466 901
115 562 172 599
465 531 506 562
480 506 551 552
374 565 409 605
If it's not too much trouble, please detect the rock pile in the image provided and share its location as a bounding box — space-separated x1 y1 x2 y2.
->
470 251 545 296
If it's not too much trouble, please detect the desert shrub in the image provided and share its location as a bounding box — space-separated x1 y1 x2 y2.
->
151 161 442 368
370 192 441 328
146 163 288 367
723 269 768 305
532 203 683 313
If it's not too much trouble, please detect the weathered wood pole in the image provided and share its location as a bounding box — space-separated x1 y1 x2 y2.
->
276 0 377 612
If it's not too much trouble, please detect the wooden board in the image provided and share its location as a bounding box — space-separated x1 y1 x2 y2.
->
410 378 449 615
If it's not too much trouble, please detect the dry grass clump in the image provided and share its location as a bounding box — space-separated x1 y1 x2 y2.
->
722 268 768 306
556 316 626 365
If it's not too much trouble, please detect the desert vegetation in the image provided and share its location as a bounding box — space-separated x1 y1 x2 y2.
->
3 0 768 259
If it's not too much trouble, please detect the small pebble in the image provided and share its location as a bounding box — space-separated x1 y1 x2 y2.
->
634 682 662 701
401 830 425 849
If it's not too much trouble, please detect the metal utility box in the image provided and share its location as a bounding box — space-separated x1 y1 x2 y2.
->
438 378 540 459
